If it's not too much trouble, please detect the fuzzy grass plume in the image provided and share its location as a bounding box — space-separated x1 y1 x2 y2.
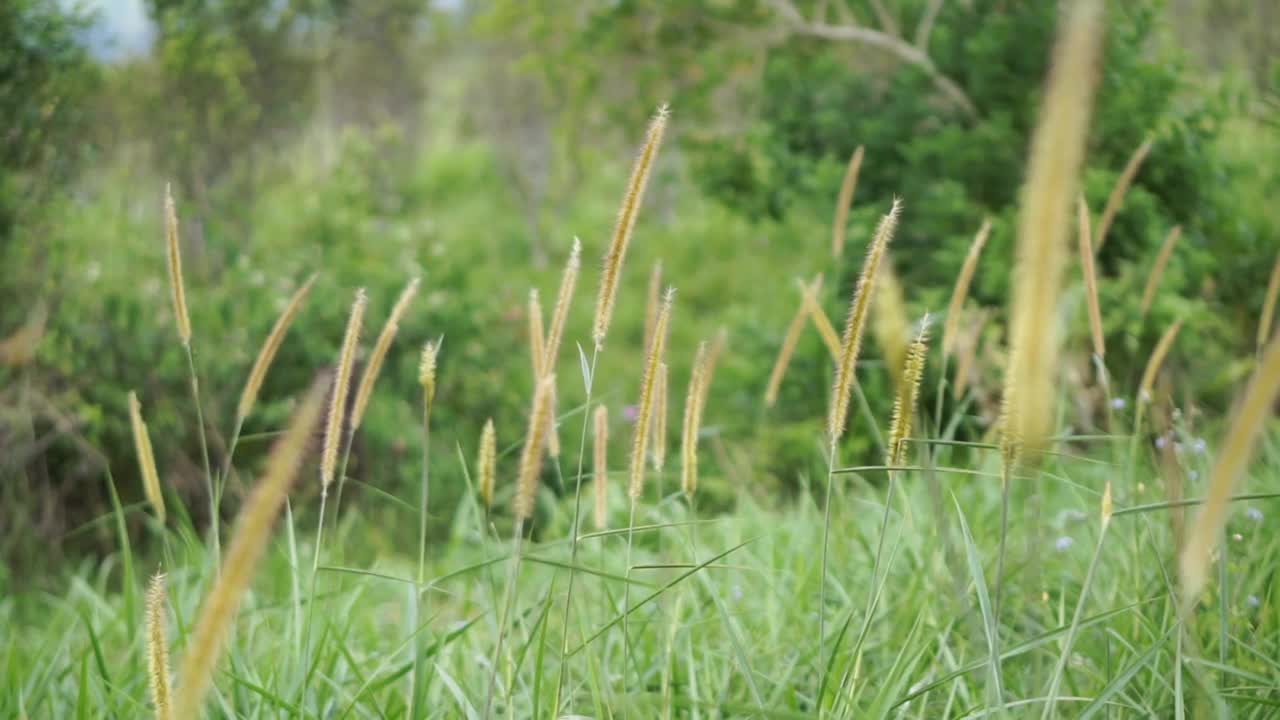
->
592 105 669 349
681 343 709 498
1094 137 1153 252
652 362 668 472
1259 253 1280 352
146 573 172 720
419 341 438 416
643 260 663 355
1138 317 1183 405
128 391 165 523
831 145 865 258
941 219 992 358
593 404 609 529
477 418 496 510
1138 225 1182 318
544 239 580 373
629 288 674 500
830 199 901 440
764 279 815 407
236 274 318 421
514 374 557 520
321 289 367 491
887 317 930 466
1003 0 1101 453
528 289 546 379
351 278 419 430
952 309 989 400
163 184 191 347
873 259 910 389
1077 196 1105 359
1180 334 1280 610
171 377 327 718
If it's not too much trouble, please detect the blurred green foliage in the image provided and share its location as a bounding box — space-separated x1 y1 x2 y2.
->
1 0 1277 563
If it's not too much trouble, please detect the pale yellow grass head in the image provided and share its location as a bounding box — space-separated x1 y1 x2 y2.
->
629 287 674 500
321 289 367 491
514 374 557 521
128 391 166 524
146 573 172 720
831 145 865 258
163 183 191 347
236 274 318 421
350 278 419 431
478 418 496 509
593 404 609 529
941 218 992 358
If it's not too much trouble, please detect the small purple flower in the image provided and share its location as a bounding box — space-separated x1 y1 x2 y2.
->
1246 507 1263 523
621 404 639 422
1110 397 1126 410
1154 436 1168 450
1055 536 1075 552
1247 595 1261 609
1191 438 1207 455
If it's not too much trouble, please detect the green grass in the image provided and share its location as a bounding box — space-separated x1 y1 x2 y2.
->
4 418 1279 718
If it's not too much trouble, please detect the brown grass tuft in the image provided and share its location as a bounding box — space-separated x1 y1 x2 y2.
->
831 145 865 258
629 288 674 500
514 374 557 520
237 274 318 420
321 289 367 491
146 573 172 720
1094 137 1153 252
351 278 419 430
163 184 192 347
830 199 901 440
1180 334 1280 610
1077 196 1105 359
941 219 992 358
1139 225 1182 318
1003 0 1101 453
128 391 166 524
477 418 496 509
171 377 327 718
593 404 609 529
1259 254 1280 352
593 105 670 349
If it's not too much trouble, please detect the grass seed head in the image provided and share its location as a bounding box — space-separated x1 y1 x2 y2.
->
351 278 419 430
322 289 367 490
237 274 318 420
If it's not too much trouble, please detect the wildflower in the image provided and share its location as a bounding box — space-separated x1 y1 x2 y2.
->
1188 470 1199 481
1246 507 1263 523
1247 595 1261 609
1191 438 1206 454
622 404 639 422
1154 435 1167 450
1054 536 1075 552
1110 397 1126 410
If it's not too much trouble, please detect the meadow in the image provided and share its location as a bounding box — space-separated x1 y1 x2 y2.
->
4 1 1280 718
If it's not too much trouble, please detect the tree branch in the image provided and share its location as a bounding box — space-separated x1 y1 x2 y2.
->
766 0 977 119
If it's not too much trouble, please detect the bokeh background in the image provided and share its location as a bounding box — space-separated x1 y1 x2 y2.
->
2 0 1277 572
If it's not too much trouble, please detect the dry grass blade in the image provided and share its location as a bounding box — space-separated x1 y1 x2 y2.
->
593 404 609 529
321 289 367 491
1138 318 1183 404
942 219 992 357
629 288 674 500
1180 334 1280 610
1004 0 1102 453
1094 137 1153 252
681 342 709 498
831 145 865 258
873 258 910 389
1139 226 1182 318
478 418 496 510
764 280 815 407
146 573 172 720
952 309 989 400
592 105 669 349
351 277 419 430
1259 254 1280 352
163 184 191 347
514 374 557 520
236 274 318 420
128 391 166 523
1077 196 1105 359
830 199 901 440
171 377 327 718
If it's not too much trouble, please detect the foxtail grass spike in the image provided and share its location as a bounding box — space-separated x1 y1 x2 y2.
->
351 278 419 430
1004 0 1102 453
830 199 901 440
529 289 545 380
681 343 709 498
887 316 930 466
652 362 668 472
1138 318 1183 405
419 340 438 415
1139 226 1182 318
478 418 496 509
514 374 557 520
802 275 841 360
321 289 367 491
593 404 609 529
942 219 992 357
172 377 327 718
237 274 317 420
873 259 910 389
163 184 191 347
592 105 669 349
1094 137 1153 252
129 391 166 524
544 239 581 374
1077 196 1105 359
643 260 663 356
1180 334 1280 610
146 573 172 720
764 279 813 407
629 288 675 500
831 145 865 258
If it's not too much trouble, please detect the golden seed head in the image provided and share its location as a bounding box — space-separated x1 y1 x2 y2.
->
478 418 496 509
419 340 439 413
543 238 581 375
1095 137 1154 252
237 274 318 421
942 219 992 358
873 259 910 390
593 404 609 530
321 289 367 490
529 289 546 380
146 573 172 720
764 280 813 408
651 362 669 471
163 183 191 347
832 145 865 258
352 278 419 430
643 260 663 356
128 391 165 524
1140 225 1182 319
681 341 710 498
592 105 670 349
514 374 557 520
1100 481 1113 524
886 316 930 467
629 287 675 500
830 198 902 440
1077 195 1105 359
